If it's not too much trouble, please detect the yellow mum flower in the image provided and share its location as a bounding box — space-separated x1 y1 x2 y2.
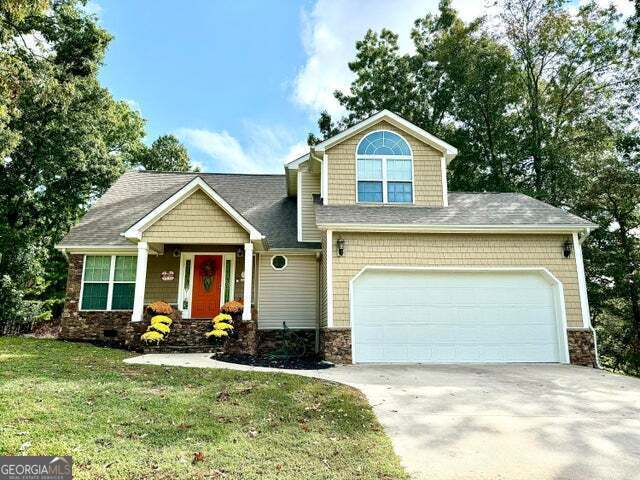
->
205 329 229 338
213 322 233 331
149 322 170 334
151 315 172 325
141 331 164 343
212 313 232 324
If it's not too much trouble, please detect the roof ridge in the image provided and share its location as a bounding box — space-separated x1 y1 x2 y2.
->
135 170 285 177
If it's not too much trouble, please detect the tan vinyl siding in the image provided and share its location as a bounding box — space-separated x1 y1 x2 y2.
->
144 254 180 304
257 254 318 329
330 233 583 328
326 120 444 207
320 234 328 327
300 168 322 242
142 189 249 244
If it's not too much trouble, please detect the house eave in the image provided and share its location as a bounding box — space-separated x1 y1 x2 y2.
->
315 223 593 234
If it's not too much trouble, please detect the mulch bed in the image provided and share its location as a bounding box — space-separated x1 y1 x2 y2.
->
212 353 334 370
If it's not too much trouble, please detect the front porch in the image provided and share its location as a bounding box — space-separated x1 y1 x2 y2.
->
132 242 255 323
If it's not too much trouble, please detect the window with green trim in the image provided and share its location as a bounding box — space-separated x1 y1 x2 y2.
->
81 255 136 310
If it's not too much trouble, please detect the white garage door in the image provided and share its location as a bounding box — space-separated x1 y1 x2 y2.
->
352 269 567 363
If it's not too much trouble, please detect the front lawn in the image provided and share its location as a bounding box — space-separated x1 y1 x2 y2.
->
0 338 407 479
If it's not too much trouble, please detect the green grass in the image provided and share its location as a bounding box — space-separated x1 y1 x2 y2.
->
0 337 407 480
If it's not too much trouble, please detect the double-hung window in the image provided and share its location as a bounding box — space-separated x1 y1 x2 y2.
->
356 131 413 204
81 255 136 310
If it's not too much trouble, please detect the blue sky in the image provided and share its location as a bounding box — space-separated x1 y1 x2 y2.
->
92 0 630 173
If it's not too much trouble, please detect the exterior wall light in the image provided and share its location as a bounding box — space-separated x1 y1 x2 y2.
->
563 240 572 258
336 237 345 256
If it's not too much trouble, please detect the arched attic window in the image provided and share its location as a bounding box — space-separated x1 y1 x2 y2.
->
356 131 413 204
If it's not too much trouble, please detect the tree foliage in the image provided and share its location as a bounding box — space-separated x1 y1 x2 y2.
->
136 134 197 172
0 0 194 329
313 0 640 374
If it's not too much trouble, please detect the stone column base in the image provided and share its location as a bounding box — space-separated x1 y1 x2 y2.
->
320 328 352 364
567 328 598 367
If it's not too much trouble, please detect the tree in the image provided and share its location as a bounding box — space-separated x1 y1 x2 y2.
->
0 1 185 329
136 134 197 172
313 0 640 373
576 134 640 374
501 0 637 202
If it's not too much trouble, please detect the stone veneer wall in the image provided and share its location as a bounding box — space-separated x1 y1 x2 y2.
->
319 328 599 366
567 329 598 367
61 254 146 349
257 329 317 356
320 328 352 364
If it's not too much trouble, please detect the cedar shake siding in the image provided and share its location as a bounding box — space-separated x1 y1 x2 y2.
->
299 167 322 242
142 189 249 244
325 120 444 207
329 233 583 329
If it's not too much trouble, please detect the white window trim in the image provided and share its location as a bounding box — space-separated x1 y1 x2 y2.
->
80 255 137 312
177 252 236 319
355 130 415 205
270 255 288 271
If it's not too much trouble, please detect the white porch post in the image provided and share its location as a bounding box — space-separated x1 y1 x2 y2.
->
242 242 253 320
131 241 149 322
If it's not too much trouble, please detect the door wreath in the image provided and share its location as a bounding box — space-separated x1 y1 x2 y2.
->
200 260 216 291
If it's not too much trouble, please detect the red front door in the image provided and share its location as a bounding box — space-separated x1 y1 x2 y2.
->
191 255 222 319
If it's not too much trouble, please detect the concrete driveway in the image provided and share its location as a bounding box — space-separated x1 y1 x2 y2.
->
319 364 640 480
125 355 640 480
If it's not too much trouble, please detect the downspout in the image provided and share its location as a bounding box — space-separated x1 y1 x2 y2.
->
579 228 602 369
315 251 322 354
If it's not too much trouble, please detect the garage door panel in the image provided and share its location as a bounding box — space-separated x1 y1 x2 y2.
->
353 270 562 363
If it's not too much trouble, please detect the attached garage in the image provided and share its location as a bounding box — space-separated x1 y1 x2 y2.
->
351 268 569 364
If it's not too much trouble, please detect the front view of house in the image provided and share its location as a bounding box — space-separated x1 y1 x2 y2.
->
57 110 598 366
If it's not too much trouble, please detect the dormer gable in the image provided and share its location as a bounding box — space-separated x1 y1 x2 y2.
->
285 110 457 208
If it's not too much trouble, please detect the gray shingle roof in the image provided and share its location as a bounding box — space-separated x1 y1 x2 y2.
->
316 193 596 228
58 171 320 249
60 173 595 251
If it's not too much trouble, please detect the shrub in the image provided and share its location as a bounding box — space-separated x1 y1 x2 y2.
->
146 301 173 315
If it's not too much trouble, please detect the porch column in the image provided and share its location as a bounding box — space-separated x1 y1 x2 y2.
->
242 242 253 320
131 241 149 322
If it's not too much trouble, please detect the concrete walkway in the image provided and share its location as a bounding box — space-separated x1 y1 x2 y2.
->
125 354 640 480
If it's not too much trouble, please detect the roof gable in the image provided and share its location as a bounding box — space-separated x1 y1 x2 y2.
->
123 177 264 242
312 110 458 163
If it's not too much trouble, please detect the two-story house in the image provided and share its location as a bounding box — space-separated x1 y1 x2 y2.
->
57 110 598 366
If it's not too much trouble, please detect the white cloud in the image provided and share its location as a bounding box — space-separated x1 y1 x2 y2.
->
176 122 308 174
123 98 141 112
293 0 495 117
82 1 103 17
586 0 635 16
